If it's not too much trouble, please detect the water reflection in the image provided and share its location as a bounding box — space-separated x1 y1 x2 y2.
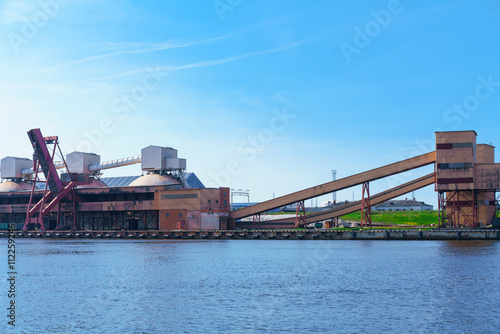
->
438 240 499 256
9 239 500 334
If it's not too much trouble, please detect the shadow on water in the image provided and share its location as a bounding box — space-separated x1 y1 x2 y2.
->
438 240 499 256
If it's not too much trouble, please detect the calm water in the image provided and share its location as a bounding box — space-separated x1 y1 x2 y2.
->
1 239 499 334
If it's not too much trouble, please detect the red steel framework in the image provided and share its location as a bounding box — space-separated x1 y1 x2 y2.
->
438 190 477 228
23 129 81 231
295 201 307 228
437 191 446 227
252 214 261 229
360 182 372 228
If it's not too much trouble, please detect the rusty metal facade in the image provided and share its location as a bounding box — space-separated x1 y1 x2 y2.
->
436 131 500 227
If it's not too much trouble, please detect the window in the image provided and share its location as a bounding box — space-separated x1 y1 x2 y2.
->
223 192 227 196
224 199 227 207
215 200 219 203
179 213 183 217
453 142 473 148
208 200 211 203
166 213 170 217
437 162 473 170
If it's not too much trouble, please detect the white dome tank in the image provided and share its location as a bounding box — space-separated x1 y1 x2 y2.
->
129 173 181 187
0 181 33 192
76 179 109 189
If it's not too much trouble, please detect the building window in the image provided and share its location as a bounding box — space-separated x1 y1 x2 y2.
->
223 192 227 196
437 162 473 170
208 200 211 203
179 213 183 217
215 200 219 203
224 199 227 207
166 213 170 217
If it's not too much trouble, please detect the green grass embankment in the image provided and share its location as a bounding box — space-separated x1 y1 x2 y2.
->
339 210 439 226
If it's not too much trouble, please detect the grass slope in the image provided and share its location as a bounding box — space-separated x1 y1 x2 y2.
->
340 210 439 226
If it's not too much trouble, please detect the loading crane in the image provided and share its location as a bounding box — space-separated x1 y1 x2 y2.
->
23 129 83 230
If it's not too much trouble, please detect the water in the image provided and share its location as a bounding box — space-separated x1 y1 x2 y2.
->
1 239 499 333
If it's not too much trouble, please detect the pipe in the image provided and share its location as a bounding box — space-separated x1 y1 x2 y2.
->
88 156 141 172
21 161 66 176
19 156 142 175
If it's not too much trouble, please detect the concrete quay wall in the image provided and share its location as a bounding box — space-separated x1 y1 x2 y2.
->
2 229 500 240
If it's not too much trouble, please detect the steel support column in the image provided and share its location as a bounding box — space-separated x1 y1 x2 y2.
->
441 190 477 228
361 182 372 228
438 191 445 228
252 214 261 229
295 201 307 228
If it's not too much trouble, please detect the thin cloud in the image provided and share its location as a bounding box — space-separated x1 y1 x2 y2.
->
44 35 228 72
44 13 305 73
0 0 35 24
90 39 311 81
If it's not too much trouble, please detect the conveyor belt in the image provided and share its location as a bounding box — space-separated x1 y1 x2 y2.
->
266 173 435 225
230 151 436 219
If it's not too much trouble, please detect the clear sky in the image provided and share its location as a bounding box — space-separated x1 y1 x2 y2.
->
1 0 499 208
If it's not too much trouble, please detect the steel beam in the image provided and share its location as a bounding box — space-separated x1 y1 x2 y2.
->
230 152 436 219
264 173 435 224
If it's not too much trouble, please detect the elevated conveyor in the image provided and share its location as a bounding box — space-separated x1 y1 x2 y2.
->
230 151 436 220
263 173 435 225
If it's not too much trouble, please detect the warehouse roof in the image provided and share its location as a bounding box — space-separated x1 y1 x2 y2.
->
374 200 432 208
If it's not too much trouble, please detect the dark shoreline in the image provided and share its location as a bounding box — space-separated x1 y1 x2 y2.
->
2 229 500 240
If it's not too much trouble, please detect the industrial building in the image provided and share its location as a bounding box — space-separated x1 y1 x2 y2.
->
435 131 499 227
0 129 499 232
373 199 433 211
0 129 229 231
230 130 500 229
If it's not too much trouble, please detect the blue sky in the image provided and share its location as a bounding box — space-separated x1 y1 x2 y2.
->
1 0 499 207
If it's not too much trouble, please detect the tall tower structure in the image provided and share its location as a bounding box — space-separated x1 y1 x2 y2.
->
331 170 337 204
435 131 498 227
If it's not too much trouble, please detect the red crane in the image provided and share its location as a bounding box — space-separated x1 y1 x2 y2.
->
23 129 81 231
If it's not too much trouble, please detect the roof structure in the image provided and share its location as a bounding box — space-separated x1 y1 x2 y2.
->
183 172 205 188
101 173 205 188
101 176 140 187
374 200 432 208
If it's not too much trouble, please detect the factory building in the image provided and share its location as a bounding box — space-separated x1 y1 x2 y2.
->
1 128 499 231
0 129 229 231
372 199 433 211
436 131 500 227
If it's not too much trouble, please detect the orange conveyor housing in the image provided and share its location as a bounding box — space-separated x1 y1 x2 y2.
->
229 151 436 221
